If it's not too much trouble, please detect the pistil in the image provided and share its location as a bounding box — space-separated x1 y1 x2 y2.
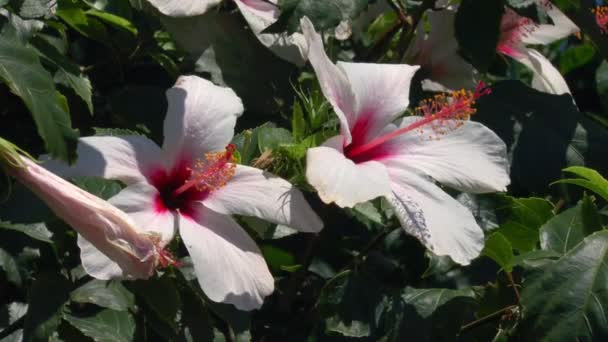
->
346 82 490 159
173 144 237 197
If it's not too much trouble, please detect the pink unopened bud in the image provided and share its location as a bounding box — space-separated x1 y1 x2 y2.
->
5 155 158 279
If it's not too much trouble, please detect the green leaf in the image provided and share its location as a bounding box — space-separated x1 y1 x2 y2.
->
22 273 70 342
455 0 504 71
57 0 110 44
540 196 602 254
0 37 78 161
520 230 608 340
559 43 595 75
476 81 608 193
0 221 53 243
31 36 93 114
64 309 135 342
482 232 514 272
496 196 554 253
553 166 608 202
70 280 135 311
0 248 21 286
257 126 293 152
86 9 137 35
261 245 296 272
291 101 306 142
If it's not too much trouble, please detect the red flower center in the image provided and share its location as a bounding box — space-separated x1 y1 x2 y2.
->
149 145 236 218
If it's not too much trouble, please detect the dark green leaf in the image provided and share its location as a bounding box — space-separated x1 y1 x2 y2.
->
269 0 371 34
476 81 608 193
520 230 608 340
455 0 504 71
22 273 70 342
495 196 554 252
64 309 135 342
540 196 602 254
130 275 180 329
482 232 514 271
31 36 93 114
559 43 595 75
377 287 477 341
0 37 78 161
70 280 135 311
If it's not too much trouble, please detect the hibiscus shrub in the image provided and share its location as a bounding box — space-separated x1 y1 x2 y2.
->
1 0 608 341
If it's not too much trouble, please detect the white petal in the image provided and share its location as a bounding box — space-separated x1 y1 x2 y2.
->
300 17 356 142
179 206 274 310
10 157 158 279
337 62 420 140
79 182 175 280
162 76 244 165
146 0 221 17
522 1 579 45
306 137 391 208
384 118 510 193
514 48 571 95
204 165 323 232
387 168 484 265
44 135 163 185
235 0 308 65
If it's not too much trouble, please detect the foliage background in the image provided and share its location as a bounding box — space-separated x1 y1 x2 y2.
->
1 0 608 341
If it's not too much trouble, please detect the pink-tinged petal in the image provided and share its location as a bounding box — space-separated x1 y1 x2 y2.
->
383 118 510 193
78 182 176 280
336 62 420 142
179 206 274 311
300 17 356 143
9 157 158 279
162 76 244 165
44 135 163 186
387 168 484 265
235 0 308 65
108 182 176 244
306 136 391 208
513 48 572 95
204 165 323 232
521 1 579 45
407 8 477 92
146 0 221 17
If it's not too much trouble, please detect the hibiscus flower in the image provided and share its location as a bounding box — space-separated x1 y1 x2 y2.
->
497 0 579 95
47 76 323 310
301 17 510 265
147 0 307 65
405 6 477 92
